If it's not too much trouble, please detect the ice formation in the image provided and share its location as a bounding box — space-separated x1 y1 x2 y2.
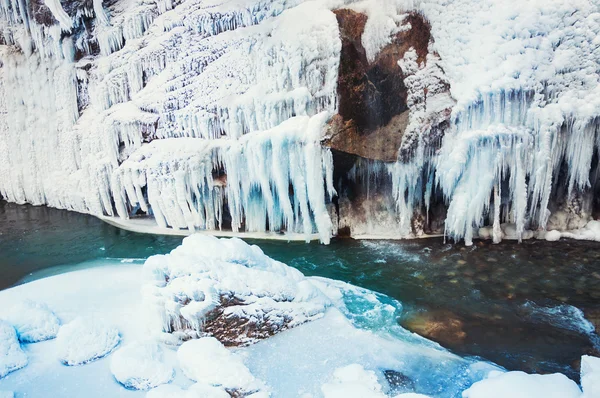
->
1 301 60 343
56 317 121 365
143 235 330 344
110 341 174 390
177 337 267 394
0 0 340 242
0 321 27 379
461 370 582 398
1 0 599 243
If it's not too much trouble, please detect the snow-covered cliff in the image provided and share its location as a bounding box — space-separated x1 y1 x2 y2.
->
0 0 599 245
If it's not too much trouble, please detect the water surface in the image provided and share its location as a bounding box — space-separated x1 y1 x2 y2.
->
1 200 599 380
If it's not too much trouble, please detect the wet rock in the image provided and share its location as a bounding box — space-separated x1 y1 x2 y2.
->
383 369 415 394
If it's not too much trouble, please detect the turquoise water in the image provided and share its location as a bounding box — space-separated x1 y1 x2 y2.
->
1 200 599 380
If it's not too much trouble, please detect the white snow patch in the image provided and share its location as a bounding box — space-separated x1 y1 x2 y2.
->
321 364 385 398
146 383 229 398
2 301 60 343
461 370 582 398
0 321 27 379
57 317 121 365
581 355 600 398
110 340 174 390
177 337 265 393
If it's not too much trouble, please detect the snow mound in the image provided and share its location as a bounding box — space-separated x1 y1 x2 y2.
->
146 383 229 398
322 364 385 398
581 355 600 398
461 370 582 398
143 235 330 345
321 364 431 398
0 392 14 398
177 337 265 394
3 301 60 343
110 340 174 390
56 317 120 365
0 321 27 379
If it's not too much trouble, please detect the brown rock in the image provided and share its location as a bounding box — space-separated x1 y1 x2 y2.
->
402 310 467 348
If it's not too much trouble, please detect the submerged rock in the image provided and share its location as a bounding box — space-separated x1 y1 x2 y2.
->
402 310 467 348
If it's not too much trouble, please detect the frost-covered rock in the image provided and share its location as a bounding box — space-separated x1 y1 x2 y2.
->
56 317 120 365
320 364 429 398
321 364 385 398
581 355 600 398
144 235 330 345
110 341 174 390
461 370 582 398
177 337 265 394
146 383 229 398
545 230 563 242
3 301 60 343
0 321 27 379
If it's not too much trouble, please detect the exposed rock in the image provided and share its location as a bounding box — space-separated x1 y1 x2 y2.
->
324 10 451 163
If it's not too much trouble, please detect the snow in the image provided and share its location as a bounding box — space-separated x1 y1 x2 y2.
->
56 317 121 366
321 364 386 398
177 337 266 393
581 355 600 398
0 321 27 379
545 230 563 242
146 383 229 398
1 301 60 343
2 0 600 244
110 340 174 390
461 370 582 398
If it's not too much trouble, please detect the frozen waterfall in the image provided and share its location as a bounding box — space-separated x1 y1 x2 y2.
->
1 0 600 244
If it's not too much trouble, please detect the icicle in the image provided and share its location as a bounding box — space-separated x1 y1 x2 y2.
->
43 0 73 31
492 184 502 244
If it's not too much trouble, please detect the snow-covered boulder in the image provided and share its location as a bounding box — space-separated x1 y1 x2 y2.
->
3 301 60 343
322 364 385 398
146 383 229 398
545 230 562 242
144 235 330 345
0 321 27 379
110 341 174 390
461 370 581 398
56 317 120 365
581 355 600 398
177 337 266 395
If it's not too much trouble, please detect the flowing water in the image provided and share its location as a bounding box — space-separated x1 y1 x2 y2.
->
1 200 599 380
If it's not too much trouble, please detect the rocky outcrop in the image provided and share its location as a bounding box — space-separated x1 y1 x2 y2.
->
323 10 451 163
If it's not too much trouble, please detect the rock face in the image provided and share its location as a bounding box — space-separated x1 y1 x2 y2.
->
323 10 450 163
